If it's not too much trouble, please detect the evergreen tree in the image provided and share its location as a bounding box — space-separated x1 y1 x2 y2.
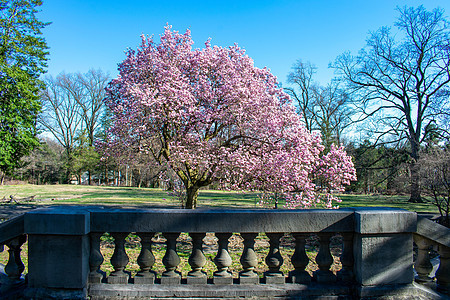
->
0 0 49 184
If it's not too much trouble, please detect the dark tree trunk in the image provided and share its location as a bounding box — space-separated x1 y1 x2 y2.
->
185 186 199 209
408 139 422 203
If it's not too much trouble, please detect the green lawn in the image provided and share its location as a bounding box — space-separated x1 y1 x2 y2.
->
0 184 440 213
0 184 439 278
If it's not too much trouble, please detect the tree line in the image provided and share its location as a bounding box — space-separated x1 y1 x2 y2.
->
1 2 449 213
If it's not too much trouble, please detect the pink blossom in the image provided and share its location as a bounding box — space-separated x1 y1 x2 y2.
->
102 25 356 209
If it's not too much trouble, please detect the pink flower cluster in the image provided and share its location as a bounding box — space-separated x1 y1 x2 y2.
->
103 25 356 209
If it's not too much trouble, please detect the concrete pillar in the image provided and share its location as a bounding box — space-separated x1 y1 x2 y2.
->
24 207 90 299
353 208 416 297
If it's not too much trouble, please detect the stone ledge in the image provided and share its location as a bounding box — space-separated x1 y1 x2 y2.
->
354 208 416 234
89 283 351 298
358 282 449 300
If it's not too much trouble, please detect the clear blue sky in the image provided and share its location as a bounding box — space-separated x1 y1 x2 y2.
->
39 0 450 86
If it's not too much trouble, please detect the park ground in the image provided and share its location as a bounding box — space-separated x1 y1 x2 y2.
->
0 184 439 212
0 184 440 278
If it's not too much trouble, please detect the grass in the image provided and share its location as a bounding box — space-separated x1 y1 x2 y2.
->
0 184 439 279
0 183 440 212
0 184 263 208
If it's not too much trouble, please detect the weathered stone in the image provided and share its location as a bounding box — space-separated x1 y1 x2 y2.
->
89 208 355 233
187 274 207 284
239 276 260 284
213 276 233 285
160 275 181 285
24 208 91 290
354 233 414 285
354 208 416 234
265 275 285 284
25 206 90 235
27 234 90 289
353 208 415 286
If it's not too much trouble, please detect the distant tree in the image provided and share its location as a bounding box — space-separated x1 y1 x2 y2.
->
76 69 109 184
72 131 100 184
285 60 316 131
310 81 354 151
39 73 83 182
420 146 450 227
347 141 409 194
0 0 49 184
76 69 110 146
39 70 109 183
18 138 64 184
103 26 356 209
333 6 450 202
285 60 354 151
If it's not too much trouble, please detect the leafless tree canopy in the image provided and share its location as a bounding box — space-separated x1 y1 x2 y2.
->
332 6 450 202
39 69 110 152
39 73 84 156
333 6 450 152
285 60 354 150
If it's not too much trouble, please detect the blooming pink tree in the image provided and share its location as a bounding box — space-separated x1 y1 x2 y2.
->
103 25 356 209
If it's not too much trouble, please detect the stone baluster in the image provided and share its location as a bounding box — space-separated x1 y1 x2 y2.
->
213 232 233 284
107 232 130 284
239 233 259 284
135 232 156 284
413 235 433 283
313 233 336 283
337 233 354 282
161 232 181 284
4 235 27 282
289 233 311 283
436 245 450 294
264 233 284 284
89 232 105 283
188 232 207 284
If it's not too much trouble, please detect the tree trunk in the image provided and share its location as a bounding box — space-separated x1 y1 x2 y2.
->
409 160 423 203
185 186 199 209
88 170 92 185
408 137 422 203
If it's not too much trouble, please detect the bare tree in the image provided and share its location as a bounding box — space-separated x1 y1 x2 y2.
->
311 81 354 150
333 6 450 202
76 69 110 184
285 60 316 131
39 73 83 181
76 69 110 146
285 60 354 150
420 147 450 227
39 70 109 184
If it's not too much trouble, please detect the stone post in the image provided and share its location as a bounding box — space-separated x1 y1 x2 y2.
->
107 232 130 284
161 232 181 284
239 233 259 284
436 245 450 294
413 235 433 283
353 208 416 298
135 232 156 284
213 232 233 284
264 232 284 284
289 233 311 284
187 232 207 284
24 207 91 299
314 232 336 283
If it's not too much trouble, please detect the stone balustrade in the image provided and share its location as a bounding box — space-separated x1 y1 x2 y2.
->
413 216 450 295
0 206 449 299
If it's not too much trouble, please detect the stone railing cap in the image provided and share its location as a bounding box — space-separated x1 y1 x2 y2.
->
25 206 90 235
354 208 417 234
